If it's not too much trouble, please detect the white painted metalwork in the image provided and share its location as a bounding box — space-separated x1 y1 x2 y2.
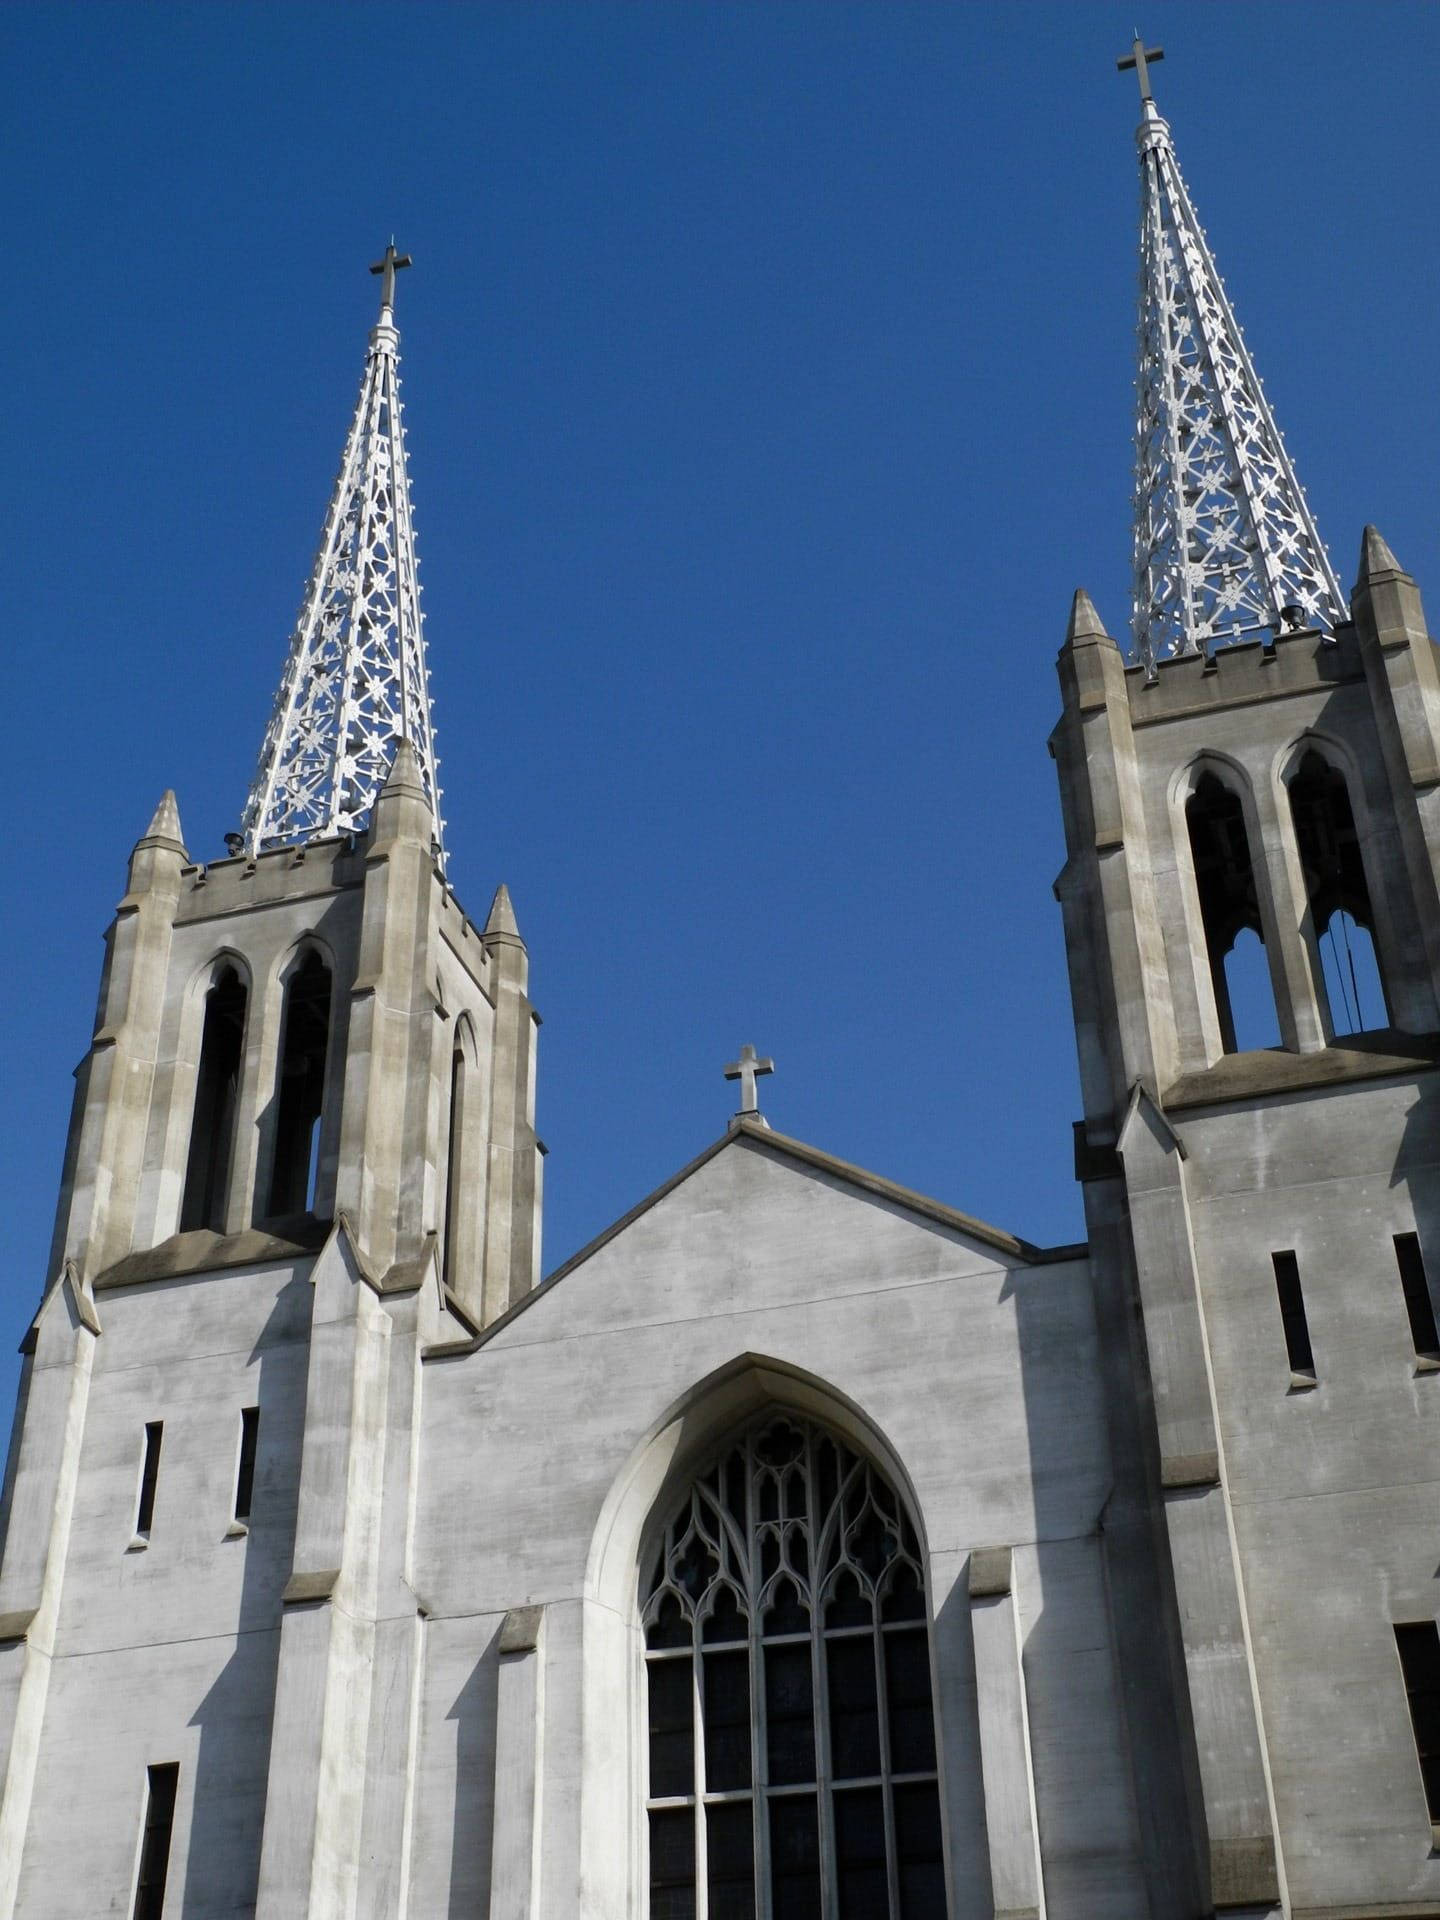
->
1122 45 1346 672
642 1412 943 1917
242 246 443 859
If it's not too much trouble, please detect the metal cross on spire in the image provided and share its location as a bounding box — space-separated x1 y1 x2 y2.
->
241 245 443 861
1116 33 1164 103
371 240 411 315
1119 41 1346 673
725 1044 774 1124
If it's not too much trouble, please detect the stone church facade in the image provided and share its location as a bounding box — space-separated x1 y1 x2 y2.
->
3 64 1440 1920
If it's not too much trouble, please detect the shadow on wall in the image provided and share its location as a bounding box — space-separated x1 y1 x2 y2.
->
182 1276 310 1919
1005 1228 1199 1913
446 1622 502 1920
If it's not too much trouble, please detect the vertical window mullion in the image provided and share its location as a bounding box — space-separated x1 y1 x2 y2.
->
748 1431 770 1920
874 1620 901 1919
808 1433 838 1920
691 1651 706 1920
693 1619 709 1920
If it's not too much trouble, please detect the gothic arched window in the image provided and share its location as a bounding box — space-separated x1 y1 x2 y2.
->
642 1412 945 1920
1185 772 1281 1052
266 949 332 1218
1286 750 1389 1035
180 965 248 1233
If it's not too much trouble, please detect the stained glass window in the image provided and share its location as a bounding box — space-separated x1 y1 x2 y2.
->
642 1413 946 1917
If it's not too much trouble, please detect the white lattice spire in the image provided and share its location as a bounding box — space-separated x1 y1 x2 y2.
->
242 244 443 859
1120 39 1346 673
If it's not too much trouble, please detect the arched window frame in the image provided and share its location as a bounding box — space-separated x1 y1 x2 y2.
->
636 1404 947 1919
178 958 251 1234
257 937 339 1225
1170 755 1291 1061
155 950 254 1241
1277 734 1394 1040
441 1011 487 1310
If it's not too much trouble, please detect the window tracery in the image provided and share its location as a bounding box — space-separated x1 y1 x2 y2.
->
642 1412 945 1919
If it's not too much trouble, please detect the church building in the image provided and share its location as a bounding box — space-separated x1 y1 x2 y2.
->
4 42 1440 1920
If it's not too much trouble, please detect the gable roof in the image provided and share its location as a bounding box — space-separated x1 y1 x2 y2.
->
429 1117 1086 1359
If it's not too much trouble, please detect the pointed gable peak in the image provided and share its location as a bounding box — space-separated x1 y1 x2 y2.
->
241 248 444 865
136 789 186 855
1065 588 1114 648
1359 524 1408 583
484 883 521 941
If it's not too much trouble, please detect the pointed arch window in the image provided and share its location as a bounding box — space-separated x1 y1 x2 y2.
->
1287 750 1389 1036
266 950 332 1218
180 966 248 1233
443 1031 468 1291
642 1412 945 1919
1185 772 1281 1053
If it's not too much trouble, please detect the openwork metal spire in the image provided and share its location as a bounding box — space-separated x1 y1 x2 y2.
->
242 244 443 859
1121 39 1346 672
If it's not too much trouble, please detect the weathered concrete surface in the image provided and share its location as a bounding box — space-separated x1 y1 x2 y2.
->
415 1132 1146 1917
1053 545 1440 1914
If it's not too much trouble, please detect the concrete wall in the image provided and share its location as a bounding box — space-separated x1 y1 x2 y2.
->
4 1257 311 1919
412 1133 1149 1919
1054 557 1440 1915
1180 1079 1440 1914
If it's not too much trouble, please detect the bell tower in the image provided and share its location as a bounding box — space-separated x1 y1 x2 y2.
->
46 246 541 1328
0 253 540 1919
1055 48 1440 1918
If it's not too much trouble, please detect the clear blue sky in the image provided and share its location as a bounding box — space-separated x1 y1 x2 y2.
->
3 3 1438 1422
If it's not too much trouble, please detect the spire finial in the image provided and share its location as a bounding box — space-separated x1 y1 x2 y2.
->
1116 32 1164 104
1124 50 1346 671
240 258 443 863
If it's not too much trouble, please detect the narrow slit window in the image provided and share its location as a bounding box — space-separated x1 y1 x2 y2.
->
1185 773 1281 1054
1271 1251 1315 1378
136 1422 163 1537
179 967 247 1233
1395 1623 1440 1823
132 1762 179 1920
267 951 332 1219
1394 1234 1440 1358
234 1406 260 1522
443 1040 465 1290
1288 751 1389 1036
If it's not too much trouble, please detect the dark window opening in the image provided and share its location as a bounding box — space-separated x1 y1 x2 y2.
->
179 967 247 1233
234 1406 260 1522
1394 1234 1440 1358
136 1422 163 1537
132 1762 179 1920
642 1413 942 1917
1396 1623 1440 1821
1186 774 1281 1053
443 1040 465 1289
1288 751 1389 1036
267 951 331 1218
1271 1250 1315 1377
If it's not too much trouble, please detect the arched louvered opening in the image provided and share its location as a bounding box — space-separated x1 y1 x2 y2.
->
266 950 332 1218
179 966 248 1233
1287 751 1389 1036
1185 773 1281 1053
642 1411 945 1919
